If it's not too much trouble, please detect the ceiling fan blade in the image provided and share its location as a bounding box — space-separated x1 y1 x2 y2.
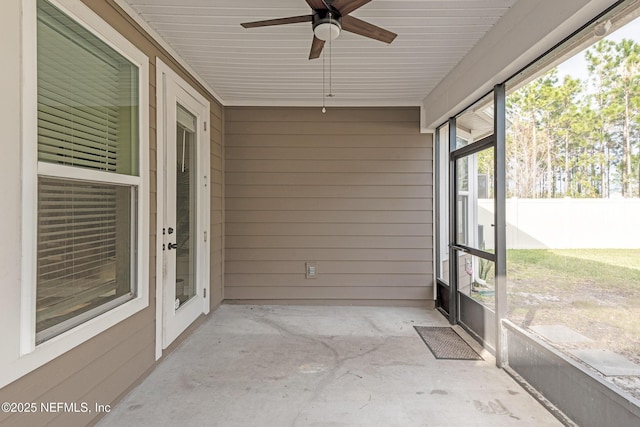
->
305 0 328 10
309 36 325 60
341 15 397 44
332 0 372 15
241 15 313 28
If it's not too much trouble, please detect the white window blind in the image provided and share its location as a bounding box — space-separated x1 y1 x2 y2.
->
36 179 135 339
35 0 140 343
37 0 138 175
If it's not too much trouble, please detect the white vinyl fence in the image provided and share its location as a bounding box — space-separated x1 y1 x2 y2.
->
478 198 640 249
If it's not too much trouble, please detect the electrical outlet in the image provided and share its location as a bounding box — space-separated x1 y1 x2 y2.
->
306 262 318 279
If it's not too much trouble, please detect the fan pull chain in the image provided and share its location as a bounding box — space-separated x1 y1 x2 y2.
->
322 38 326 114
321 4 335 114
329 12 333 97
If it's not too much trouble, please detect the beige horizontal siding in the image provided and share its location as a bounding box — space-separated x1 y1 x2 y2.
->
226 198 430 211
225 185 432 198
226 236 431 249
226 274 434 287
226 172 433 186
225 286 432 301
226 147 432 160
226 248 432 261
225 121 420 136
226 160 431 173
226 133 429 147
1 310 154 427
225 261 433 274
225 107 433 303
225 223 432 236
227 211 433 224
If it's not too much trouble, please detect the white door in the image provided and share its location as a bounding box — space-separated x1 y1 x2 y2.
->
156 60 210 352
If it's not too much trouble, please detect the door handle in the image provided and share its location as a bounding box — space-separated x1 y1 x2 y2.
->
167 243 178 250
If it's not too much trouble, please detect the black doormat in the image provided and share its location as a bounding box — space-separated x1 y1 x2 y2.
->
414 326 483 360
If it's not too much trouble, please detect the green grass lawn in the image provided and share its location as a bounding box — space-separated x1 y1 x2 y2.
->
507 249 640 292
504 249 640 398
506 248 640 364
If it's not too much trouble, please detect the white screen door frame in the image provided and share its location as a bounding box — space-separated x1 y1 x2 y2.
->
155 58 210 357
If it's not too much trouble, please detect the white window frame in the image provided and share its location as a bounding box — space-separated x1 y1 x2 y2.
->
0 0 149 388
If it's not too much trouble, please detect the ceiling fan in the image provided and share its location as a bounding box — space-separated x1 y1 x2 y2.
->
241 0 397 60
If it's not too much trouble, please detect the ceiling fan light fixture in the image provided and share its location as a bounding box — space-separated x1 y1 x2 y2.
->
240 1 398 60
314 22 341 41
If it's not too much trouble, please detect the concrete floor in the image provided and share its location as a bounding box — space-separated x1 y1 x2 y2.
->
98 305 562 427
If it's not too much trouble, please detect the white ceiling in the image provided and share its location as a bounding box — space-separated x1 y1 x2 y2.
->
122 0 518 106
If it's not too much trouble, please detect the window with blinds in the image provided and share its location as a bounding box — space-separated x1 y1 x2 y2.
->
35 0 140 343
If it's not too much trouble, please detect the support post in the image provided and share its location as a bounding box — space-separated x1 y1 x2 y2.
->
447 118 458 325
494 83 507 367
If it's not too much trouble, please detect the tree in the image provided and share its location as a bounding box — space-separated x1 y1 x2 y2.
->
506 70 588 198
506 72 559 198
506 37 640 199
585 38 640 197
613 39 640 197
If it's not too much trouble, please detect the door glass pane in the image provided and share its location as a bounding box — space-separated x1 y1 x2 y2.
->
455 147 494 252
458 253 495 311
175 104 197 309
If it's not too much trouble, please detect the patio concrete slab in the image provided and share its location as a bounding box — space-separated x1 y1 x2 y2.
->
98 305 561 427
530 325 593 343
569 349 640 376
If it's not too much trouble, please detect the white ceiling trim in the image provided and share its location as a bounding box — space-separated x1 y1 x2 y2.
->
113 0 226 105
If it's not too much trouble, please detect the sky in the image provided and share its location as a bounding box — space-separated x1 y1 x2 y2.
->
556 16 640 82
